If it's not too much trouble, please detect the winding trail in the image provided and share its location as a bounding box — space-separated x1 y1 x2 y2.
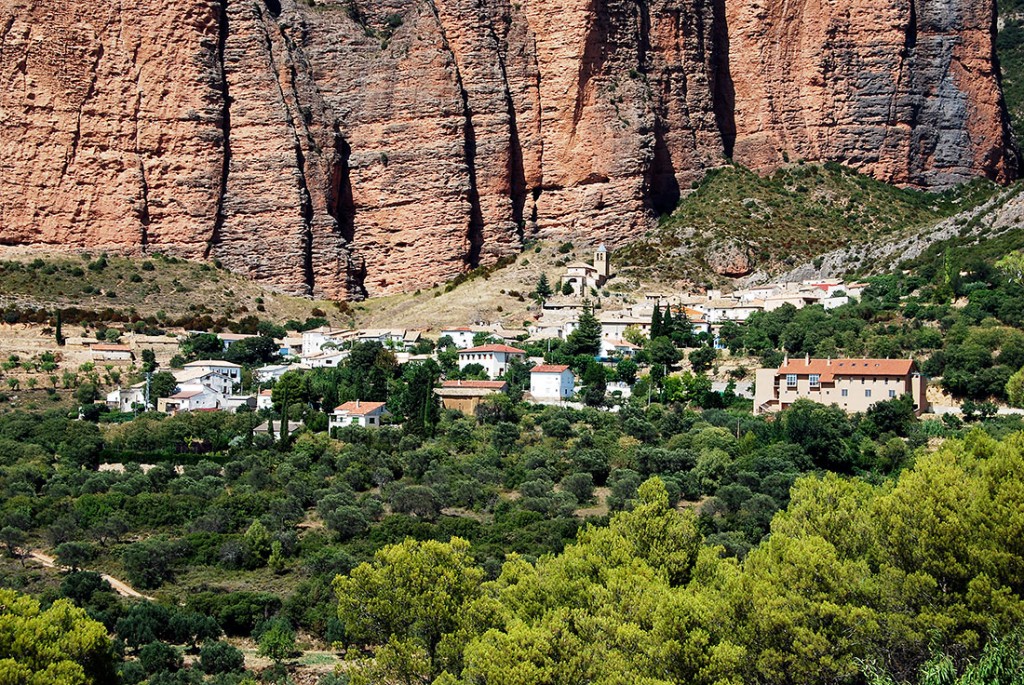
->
25 549 155 601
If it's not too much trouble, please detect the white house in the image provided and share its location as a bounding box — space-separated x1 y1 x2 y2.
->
529 364 575 401
457 344 527 380
600 338 640 358
304 349 349 368
173 368 236 396
329 400 389 430
254 363 305 384
106 382 148 412
257 389 274 411
182 360 242 386
301 327 352 356
440 327 479 349
222 395 257 411
157 385 224 414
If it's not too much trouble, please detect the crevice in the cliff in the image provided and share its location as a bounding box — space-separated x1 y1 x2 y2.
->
905 0 917 52
479 0 527 243
461 85 486 268
709 0 736 158
330 131 366 297
208 0 232 260
60 43 104 182
260 5 317 294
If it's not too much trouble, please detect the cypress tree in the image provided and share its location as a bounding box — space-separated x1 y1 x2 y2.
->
651 303 663 339
662 306 674 336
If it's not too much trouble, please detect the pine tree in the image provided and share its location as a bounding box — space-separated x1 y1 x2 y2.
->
536 273 553 299
565 300 602 357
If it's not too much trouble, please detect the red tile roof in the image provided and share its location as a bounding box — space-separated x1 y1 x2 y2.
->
459 344 527 355
777 358 916 382
334 401 387 415
441 380 508 389
531 364 571 374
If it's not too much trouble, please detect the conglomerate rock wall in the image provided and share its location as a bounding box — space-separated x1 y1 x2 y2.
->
0 0 1016 298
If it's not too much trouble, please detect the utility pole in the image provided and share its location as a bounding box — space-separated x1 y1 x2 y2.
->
145 371 152 412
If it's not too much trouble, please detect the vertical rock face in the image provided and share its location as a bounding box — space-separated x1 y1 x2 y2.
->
0 0 1016 297
725 0 1018 187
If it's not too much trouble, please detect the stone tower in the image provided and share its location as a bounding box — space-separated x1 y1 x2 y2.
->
594 244 610 278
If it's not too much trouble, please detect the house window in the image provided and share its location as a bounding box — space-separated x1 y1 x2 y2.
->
889 390 896 398
841 389 848 397
786 374 797 388
809 374 820 387
865 389 872 398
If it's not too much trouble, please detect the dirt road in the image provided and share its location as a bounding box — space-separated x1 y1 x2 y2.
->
26 550 154 601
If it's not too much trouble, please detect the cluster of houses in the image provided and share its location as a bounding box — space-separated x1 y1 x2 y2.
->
100 243 924 424
534 275 868 351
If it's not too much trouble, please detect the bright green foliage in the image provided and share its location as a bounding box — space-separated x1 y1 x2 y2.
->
337 434 1024 685
1008 367 1024 407
334 537 485 679
257 618 297 664
0 588 115 685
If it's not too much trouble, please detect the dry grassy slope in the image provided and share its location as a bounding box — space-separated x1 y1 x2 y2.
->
348 243 645 332
0 251 342 324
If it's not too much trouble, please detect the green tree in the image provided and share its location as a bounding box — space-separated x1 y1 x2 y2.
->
199 640 245 675
651 302 664 339
535 273 553 299
649 336 681 367
1007 366 1024 407
141 349 157 374
564 301 602 358
149 371 177 400
257 618 297 664
688 346 716 373
334 537 485 679
616 357 638 385
138 641 182 675
0 588 115 684
582 361 607 406
996 250 1024 284
395 360 440 436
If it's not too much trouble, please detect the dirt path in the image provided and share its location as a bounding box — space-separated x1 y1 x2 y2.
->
26 550 155 601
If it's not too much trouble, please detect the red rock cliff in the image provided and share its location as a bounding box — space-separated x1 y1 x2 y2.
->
0 0 1016 298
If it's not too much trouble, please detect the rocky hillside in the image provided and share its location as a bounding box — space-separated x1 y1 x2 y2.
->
0 0 1017 299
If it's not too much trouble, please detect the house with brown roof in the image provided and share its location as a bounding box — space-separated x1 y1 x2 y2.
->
753 356 928 415
435 380 508 414
457 344 527 379
329 400 389 430
529 364 575 401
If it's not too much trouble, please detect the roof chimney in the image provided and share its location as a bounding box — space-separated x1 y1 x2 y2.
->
827 357 831 366
805 353 810 366
356 399 360 408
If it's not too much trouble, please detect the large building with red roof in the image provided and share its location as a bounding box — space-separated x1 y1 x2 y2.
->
753 356 928 415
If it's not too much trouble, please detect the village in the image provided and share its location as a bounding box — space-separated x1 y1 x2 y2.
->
68 245 934 430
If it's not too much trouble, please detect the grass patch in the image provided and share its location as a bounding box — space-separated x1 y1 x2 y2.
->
616 163 998 282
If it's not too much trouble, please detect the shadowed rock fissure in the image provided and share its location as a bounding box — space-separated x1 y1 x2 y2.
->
262 10 317 294
710 0 735 157
480 0 528 242
460 86 486 268
208 0 232 259
61 43 103 182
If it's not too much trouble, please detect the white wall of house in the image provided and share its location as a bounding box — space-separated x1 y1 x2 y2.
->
441 330 476 349
530 370 575 400
457 351 522 379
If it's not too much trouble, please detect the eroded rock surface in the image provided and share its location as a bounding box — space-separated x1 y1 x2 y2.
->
0 0 1015 298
